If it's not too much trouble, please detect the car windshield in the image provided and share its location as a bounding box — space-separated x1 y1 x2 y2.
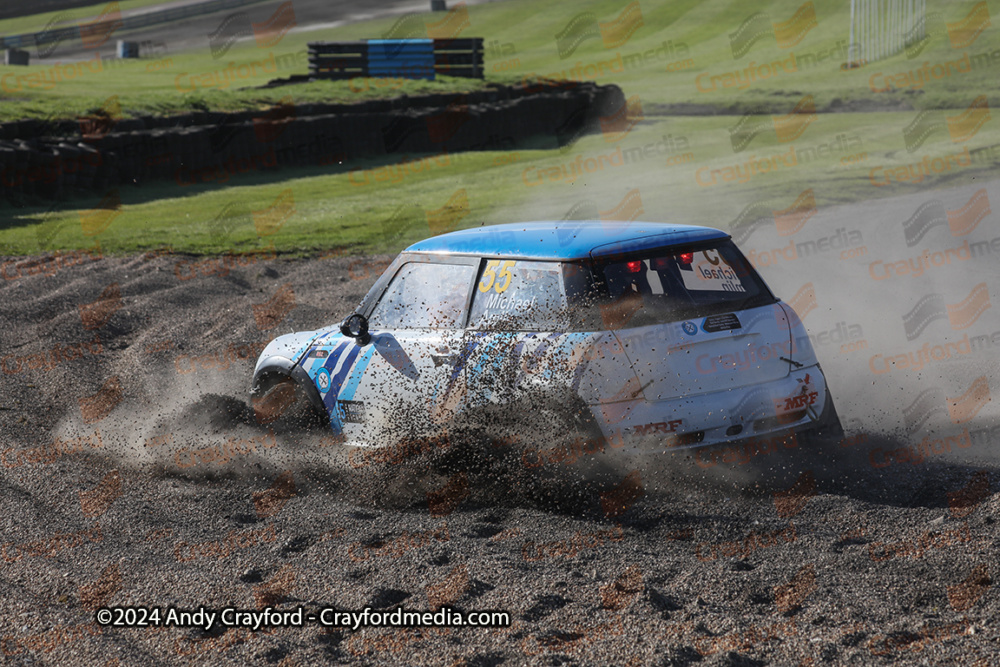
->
595 239 774 327
368 262 476 329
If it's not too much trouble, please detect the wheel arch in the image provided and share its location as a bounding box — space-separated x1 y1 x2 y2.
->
251 355 327 417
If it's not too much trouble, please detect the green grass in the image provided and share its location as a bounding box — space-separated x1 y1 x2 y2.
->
3 110 997 257
1 0 999 256
3 0 998 121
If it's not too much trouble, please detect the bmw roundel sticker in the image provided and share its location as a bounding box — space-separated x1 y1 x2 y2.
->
681 321 698 336
316 368 332 394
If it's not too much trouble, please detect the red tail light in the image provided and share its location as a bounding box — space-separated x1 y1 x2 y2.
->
678 252 694 265
626 260 643 273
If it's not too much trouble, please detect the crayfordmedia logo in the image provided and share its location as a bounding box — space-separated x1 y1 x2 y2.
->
554 0 644 59
903 96 991 152
207 1 296 59
348 151 451 187
1 428 104 469
728 188 816 245
78 283 123 330
695 522 796 561
900 188 990 248
173 430 278 469
744 226 866 267
521 525 623 561
174 523 277 561
728 95 817 152
253 284 296 331
347 525 450 562
426 188 470 236
728 2 817 58
78 375 123 424
901 283 990 341
173 340 273 374
2 335 104 375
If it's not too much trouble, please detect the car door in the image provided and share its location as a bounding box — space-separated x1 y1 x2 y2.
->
313 258 478 448
460 258 604 414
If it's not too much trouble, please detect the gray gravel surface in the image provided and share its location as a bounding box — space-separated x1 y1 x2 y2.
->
0 243 998 666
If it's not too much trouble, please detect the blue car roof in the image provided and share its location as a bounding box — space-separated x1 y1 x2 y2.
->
405 221 730 260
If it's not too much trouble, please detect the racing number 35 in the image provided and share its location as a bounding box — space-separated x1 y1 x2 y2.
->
479 260 516 294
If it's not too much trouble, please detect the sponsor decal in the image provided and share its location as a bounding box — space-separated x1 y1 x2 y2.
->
630 419 683 436
337 399 365 423
702 313 741 333
316 368 332 393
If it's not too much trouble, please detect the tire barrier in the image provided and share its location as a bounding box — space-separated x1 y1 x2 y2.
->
0 81 624 204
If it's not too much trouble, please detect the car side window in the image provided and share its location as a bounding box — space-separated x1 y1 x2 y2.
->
369 262 475 329
467 260 568 331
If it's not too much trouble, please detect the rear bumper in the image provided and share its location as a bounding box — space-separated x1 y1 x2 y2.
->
592 364 833 453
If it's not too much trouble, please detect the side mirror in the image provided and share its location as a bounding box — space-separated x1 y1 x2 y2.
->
340 313 371 345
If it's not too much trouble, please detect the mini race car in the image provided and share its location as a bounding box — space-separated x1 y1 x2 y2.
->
251 222 842 454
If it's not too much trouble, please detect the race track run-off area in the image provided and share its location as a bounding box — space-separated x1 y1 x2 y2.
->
1 179 1000 664
2 0 1000 662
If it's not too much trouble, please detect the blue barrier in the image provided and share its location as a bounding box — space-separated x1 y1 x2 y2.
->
367 39 434 80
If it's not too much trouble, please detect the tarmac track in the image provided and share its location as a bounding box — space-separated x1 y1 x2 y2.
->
29 0 497 65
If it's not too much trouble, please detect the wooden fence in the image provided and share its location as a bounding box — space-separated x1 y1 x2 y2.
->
309 38 483 80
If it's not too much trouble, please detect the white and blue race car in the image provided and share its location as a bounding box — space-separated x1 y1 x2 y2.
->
251 222 841 456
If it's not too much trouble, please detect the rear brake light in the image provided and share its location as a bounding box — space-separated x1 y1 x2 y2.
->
626 260 643 273
678 252 693 265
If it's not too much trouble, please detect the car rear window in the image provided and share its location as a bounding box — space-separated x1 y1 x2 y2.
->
595 240 775 327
